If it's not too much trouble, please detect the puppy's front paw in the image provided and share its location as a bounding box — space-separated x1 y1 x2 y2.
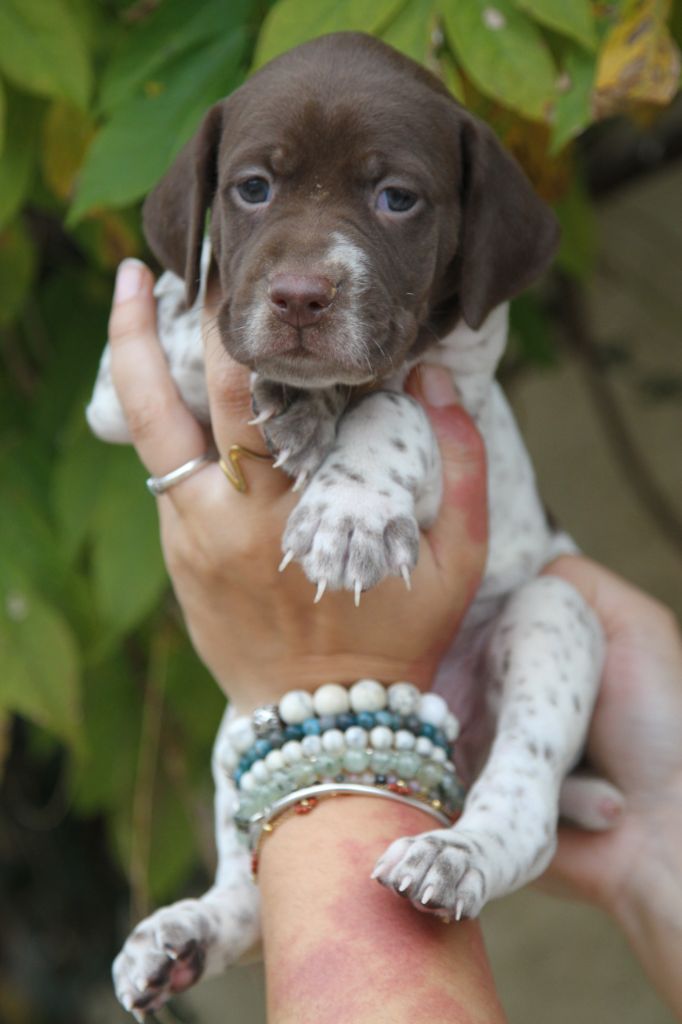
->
112 900 216 1017
373 828 492 921
282 478 419 599
251 379 345 486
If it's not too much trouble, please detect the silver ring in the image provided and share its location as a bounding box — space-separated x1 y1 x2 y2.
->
146 453 215 495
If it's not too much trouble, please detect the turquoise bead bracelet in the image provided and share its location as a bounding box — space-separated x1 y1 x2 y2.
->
234 744 465 849
242 782 463 877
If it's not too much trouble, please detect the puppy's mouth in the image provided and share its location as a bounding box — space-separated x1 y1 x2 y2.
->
225 307 391 387
250 341 376 389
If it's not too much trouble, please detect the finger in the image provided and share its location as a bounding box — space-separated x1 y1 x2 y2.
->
108 259 208 482
407 366 488 583
202 285 290 501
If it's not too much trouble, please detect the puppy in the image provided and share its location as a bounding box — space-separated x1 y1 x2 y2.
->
97 33 620 1016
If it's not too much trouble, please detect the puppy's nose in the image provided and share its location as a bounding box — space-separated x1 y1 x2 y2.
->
268 274 336 328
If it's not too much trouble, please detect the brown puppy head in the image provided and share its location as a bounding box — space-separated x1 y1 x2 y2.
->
144 32 559 388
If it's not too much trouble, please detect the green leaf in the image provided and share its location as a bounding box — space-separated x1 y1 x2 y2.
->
550 44 596 153
555 177 595 280
438 50 466 102
0 441 65 586
440 0 557 121
165 639 226 765
380 0 436 63
0 0 92 109
0 90 41 230
89 446 168 637
31 265 108 440
53 422 110 563
0 571 81 746
254 0 407 66
70 653 141 815
69 31 247 221
148 784 199 901
99 0 253 114
508 292 557 368
0 219 36 326
0 77 5 158
512 0 597 50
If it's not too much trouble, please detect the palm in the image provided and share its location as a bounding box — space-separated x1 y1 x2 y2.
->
543 558 682 916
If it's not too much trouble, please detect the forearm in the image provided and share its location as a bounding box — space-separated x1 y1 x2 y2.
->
259 796 506 1024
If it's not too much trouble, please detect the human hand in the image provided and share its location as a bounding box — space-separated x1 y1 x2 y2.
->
107 259 488 714
542 555 682 1015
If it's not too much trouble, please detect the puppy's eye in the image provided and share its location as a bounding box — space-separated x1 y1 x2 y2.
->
236 177 271 204
377 187 417 213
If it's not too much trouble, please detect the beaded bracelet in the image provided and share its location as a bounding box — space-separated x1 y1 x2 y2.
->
222 680 460 781
243 782 458 876
234 743 464 834
222 680 466 878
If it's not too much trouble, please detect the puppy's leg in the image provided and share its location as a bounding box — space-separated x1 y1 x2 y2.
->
251 376 349 488
112 709 261 1016
282 389 441 595
374 576 603 918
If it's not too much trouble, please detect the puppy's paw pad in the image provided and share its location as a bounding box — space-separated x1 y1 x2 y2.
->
283 493 419 593
373 829 490 920
113 901 212 1015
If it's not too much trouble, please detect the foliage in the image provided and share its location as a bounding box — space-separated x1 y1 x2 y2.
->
0 0 680 911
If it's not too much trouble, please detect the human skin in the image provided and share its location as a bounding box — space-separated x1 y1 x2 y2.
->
108 259 488 710
259 798 506 1024
108 259 682 1020
108 259 504 1021
541 556 682 1019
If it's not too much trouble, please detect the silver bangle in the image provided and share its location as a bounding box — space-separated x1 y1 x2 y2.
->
240 781 455 853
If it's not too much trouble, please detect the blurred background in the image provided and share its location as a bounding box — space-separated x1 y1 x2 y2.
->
0 1 680 1021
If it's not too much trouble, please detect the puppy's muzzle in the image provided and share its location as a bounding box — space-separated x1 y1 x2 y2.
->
268 273 337 329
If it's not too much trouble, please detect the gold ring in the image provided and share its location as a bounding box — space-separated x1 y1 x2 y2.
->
219 444 273 493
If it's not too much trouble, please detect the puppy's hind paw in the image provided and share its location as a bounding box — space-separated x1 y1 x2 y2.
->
112 900 214 1016
372 829 491 921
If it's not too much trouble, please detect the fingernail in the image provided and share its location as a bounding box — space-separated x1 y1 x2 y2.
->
420 366 457 407
114 258 146 303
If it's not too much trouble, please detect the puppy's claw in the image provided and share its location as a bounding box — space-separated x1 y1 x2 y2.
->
370 862 383 880
279 550 294 573
354 580 362 607
164 946 179 961
248 408 274 426
132 1010 145 1023
314 579 327 604
398 875 412 893
400 564 412 591
421 885 434 906
272 449 290 470
455 898 464 922
292 470 308 493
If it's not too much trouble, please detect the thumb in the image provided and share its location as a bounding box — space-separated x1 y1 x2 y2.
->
406 365 488 578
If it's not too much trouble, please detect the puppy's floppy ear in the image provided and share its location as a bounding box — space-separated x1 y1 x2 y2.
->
455 114 560 329
142 102 224 307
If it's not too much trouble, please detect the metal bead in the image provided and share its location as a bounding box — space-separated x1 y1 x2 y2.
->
252 704 281 736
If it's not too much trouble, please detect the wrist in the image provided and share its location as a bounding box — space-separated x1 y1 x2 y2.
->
217 655 441 714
